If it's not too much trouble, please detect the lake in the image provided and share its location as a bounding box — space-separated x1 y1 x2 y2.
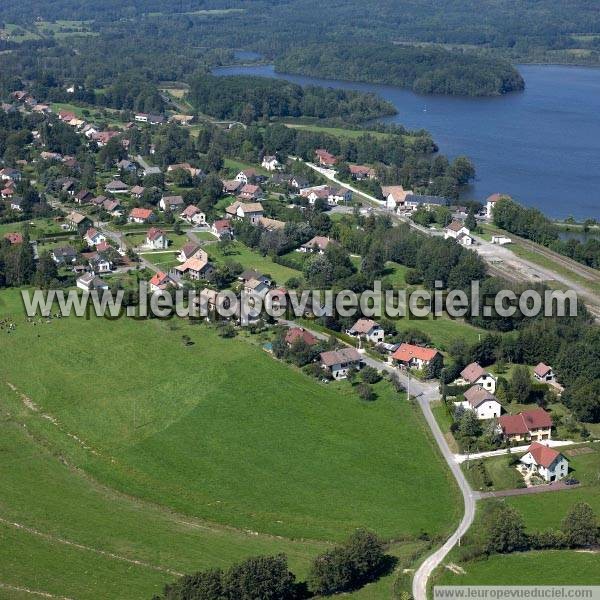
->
213 64 600 220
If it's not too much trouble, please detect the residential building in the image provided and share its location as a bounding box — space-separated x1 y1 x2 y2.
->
128 208 155 224
51 246 78 265
534 363 555 383
320 348 363 380
84 228 106 247
404 194 447 212
149 271 176 292
171 255 214 281
498 408 553 443
520 442 569 482
237 184 263 201
314 149 337 167
456 386 502 420
486 193 504 219
181 204 206 225
299 236 334 254
261 156 280 171
454 362 497 393
75 189 93 205
347 319 385 343
383 185 411 210
159 195 184 212
77 273 109 291
66 211 92 232
178 242 202 263
211 219 232 239
391 343 442 370
445 220 473 245
285 327 318 347
349 165 376 180
105 179 130 194
225 201 264 225
145 227 169 250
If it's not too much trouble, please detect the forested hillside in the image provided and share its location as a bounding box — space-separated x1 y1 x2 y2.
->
276 44 525 97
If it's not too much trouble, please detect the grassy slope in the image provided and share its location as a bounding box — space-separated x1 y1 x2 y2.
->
0 290 459 544
206 240 300 284
435 550 600 586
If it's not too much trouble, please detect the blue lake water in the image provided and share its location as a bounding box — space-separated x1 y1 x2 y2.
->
213 64 600 220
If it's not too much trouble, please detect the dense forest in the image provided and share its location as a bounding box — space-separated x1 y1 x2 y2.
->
188 75 397 123
276 44 525 97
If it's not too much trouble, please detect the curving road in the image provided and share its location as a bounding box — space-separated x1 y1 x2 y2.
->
278 318 477 599
412 394 478 600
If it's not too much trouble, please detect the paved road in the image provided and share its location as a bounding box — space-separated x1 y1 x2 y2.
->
303 159 600 319
278 319 474 600
455 439 581 463
480 480 579 498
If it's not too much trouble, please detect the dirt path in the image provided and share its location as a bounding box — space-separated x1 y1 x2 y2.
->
0 582 75 600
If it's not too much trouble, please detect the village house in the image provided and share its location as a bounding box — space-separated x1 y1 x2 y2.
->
169 114 195 126
149 271 176 292
84 228 106 247
259 217 286 232
159 195 184 212
102 198 121 214
498 408 553 443
320 348 363 380
291 176 309 189
105 179 130 194
75 189 93 205
261 155 280 171
445 220 473 246
88 252 113 274
181 204 206 225
299 235 334 254
167 163 203 178
130 185 145 199
347 318 385 343
178 242 202 263
117 159 136 173
239 270 271 287
222 179 243 195
349 165 376 180
1 181 15 198
285 327 318 348
225 201 264 225
314 149 337 167
454 362 497 393
383 185 411 210
51 245 78 265
456 386 502 420
391 343 442 371
145 227 169 250
211 219 233 239
128 208 155 224
0 167 22 182
235 169 263 185
534 363 555 383
244 277 271 298
404 194 447 212
66 211 92 232
171 255 214 281
77 273 109 292
486 193 504 219
237 184 263 201
519 442 569 483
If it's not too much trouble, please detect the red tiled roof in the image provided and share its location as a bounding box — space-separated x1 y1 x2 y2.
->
460 362 486 383
4 232 23 245
285 327 318 346
499 409 552 435
320 347 361 367
526 442 562 468
392 343 440 363
534 362 552 377
130 207 153 220
464 385 497 408
147 227 165 241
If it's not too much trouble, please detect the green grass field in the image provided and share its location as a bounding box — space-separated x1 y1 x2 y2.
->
0 286 460 514
435 550 600 586
207 240 301 284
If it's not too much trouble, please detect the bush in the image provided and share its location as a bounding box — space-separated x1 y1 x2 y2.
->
309 529 388 595
361 366 382 384
357 383 376 401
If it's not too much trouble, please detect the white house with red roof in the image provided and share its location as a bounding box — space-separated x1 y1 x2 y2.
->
391 343 442 371
445 220 473 246
128 207 155 224
486 193 506 219
520 442 569 482
181 204 206 225
149 271 176 292
382 185 411 211
347 319 385 343
534 362 555 383
145 227 169 250
498 408 553 443
211 219 232 239
314 149 337 167
454 362 497 393
84 228 106 247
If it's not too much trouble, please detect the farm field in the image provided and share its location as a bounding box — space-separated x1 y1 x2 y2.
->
0 289 460 545
435 550 600 586
206 240 301 284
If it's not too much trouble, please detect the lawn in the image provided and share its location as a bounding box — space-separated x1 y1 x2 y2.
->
223 158 269 177
0 218 64 240
462 454 523 492
0 288 460 543
125 230 189 251
435 550 600 586
501 444 600 531
281 121 417 145
207 240 301 284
